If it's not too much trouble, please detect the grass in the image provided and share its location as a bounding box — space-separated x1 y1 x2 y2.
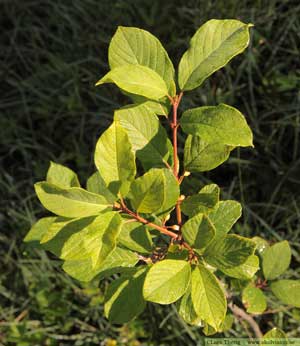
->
1 0 300 344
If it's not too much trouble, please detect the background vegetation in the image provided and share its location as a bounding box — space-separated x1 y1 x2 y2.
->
1 0 300 345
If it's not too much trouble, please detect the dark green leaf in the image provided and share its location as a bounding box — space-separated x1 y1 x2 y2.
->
176 285 202 325
181 183 220 217
204 235 256 270
181 213 215 251
104 267 148 324
220 255 259 279
184 135 232 172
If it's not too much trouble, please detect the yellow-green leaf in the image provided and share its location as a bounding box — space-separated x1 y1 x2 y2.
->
143 260 191 304
46 161 80 188
208 200 242 239
178 19 252 91
271 280 300 307
181 104 253 147
129 168 179 215
62 246 138 282
96 65 169 101
95 121 136 196
24 217 56 245
109 26 175 96
262 240 291 280
59 212 122 268
35 182 111 218
115 103 172 170
191 265 227 330
262 328 287 340
242 284 267 314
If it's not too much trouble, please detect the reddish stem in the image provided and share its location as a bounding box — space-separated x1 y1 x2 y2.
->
117 203 194 254
170 92 183 228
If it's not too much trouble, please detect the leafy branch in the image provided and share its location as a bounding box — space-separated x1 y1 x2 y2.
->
24 20 299 337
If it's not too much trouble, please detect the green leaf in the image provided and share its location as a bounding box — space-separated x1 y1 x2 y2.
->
176 285 202 325
46 161 80 188
191 265 226 330
62 246 138 282
262 241 291 280
181 184 220 217
181 213 215 251
129 168 179 215
118 221 153 254
129 169 164 214
143 259 191 304
115 103 172 170
242 284 267 314
59 213 122 268
96 65 169 101
203 314 234 335
271 280 300 307
178 19 252 91
41 213 122 269
95 121 136 196
220 255 259 279
104 267 147 324
181 104 253 147
86 172 116 203
184 135 232 172
40 216 72 246
24 217 56 245
154 168 180 218
141 99 170 117
208 200 242 239
109 26 176 96
204 235 256 270
263 328 287 339
35 182 111 218
252 236 270 256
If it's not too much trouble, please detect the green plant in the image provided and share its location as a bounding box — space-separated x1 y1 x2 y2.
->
24 19 300 337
